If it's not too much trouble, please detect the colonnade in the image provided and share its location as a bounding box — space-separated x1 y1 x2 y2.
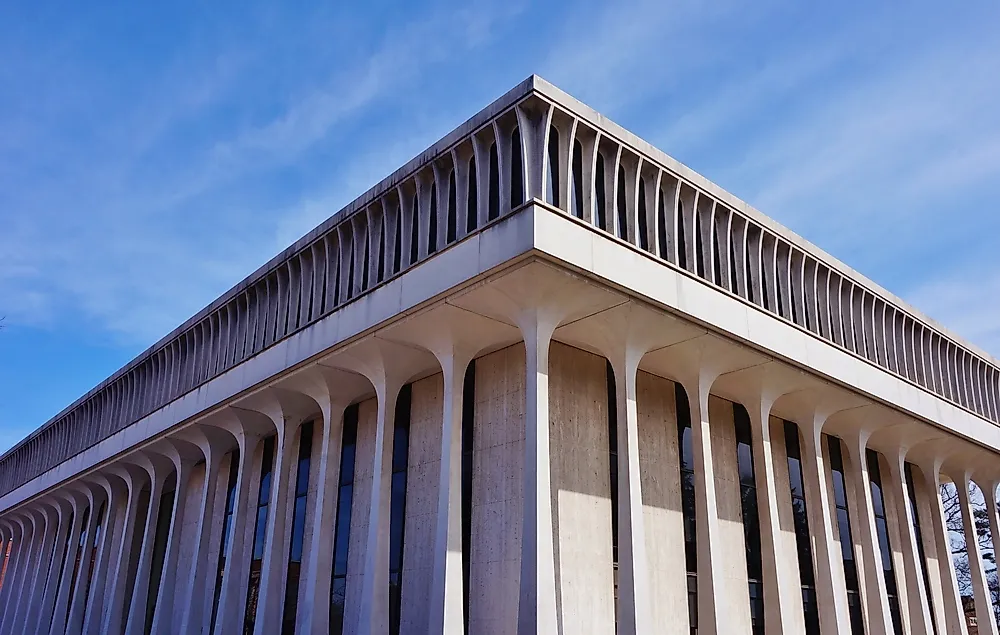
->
1 264 998 635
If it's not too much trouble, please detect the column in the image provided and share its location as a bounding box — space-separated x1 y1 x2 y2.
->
124 458 170 635
83 478 123 635
357 378 402 635
956 474 1000 635
609 353 652 635
844 434 894 635
101 468 147 635
51 497 87 635
745 399 809 634
149 456 193 635
65 491 104 635
985 483 1000 628
36 500 72 634
0 518 28 626
428 348 472 635
517 315 560 635
10 509 45 634
174 434 225 635
252 415 303 635
213 432 260 635
921 464 971 635
885 453 934 634
24 504 59 635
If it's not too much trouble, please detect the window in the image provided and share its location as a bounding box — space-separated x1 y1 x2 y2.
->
677 202 688 271
637 178 648 251
594 154 607 230
281 422 314 634
510 129 524 208
428 183 438 255
461 360 476 630
48 511 74 632
547 127 559 207
826 436 865 633
79 502 105 629
657 190 669 261
675 383 697 634
606 362 620 625
784 421 819 634
694 211 705 279
616 166 628 241
330 405 359 635
867 449 903 634
210 451 241 634
389 385 413 635
145 486 176 633
733 405 764 635
243 436 276 634
409 194 419 266
904 463 939 635
447 171 457 244
376 216 386 284
67 506 91 619
571 141 584 219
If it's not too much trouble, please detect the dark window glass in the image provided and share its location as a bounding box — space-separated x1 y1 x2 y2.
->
595 154 607 230
330 405 359 635
571 141 584 219
606 362 620 626
281 421 314 635
657 191 669 261
447 171 457 244
461 360 476 630
734 404 764 635
616 166 628 241
547 127 559 207
510 129 524 208
827 435 864 633
389 385 413 635
637 178 648 251
867 449 903 635
905 463 939 635
67 506 90 618
784 421 819 634
376 216 386 284
210 451 241 634
677 202 688 271
361 227 370 290
712 221 723 287
80 502 106 629
488 144 500 221
409 194 419 265
346 238 355 301
745 239 756 305
428 183 438 255
694 211 705 279
244 436 276 634
392 205 402 275
467 158 478 233
675 382 697 632
48 512 74 631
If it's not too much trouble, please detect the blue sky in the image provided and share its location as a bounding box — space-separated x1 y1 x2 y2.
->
1 1 999 453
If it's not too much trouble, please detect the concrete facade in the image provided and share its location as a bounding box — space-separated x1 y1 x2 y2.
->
1 76 1000 635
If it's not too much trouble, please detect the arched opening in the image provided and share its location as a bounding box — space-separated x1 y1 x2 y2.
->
467 157 478 233
616 165 628 241
447 170 457 243
488 143 500 221
428 183 438 255
510 128 524 208
637 178 648 251
547 126 560 207
594 154 606 230
572 140 584 219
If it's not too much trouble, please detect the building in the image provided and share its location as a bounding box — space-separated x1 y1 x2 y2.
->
0 75 998 635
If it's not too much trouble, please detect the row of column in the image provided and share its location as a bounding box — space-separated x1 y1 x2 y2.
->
0 316 998 635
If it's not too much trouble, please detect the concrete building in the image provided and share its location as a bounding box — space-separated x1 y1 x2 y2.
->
0 75 998 635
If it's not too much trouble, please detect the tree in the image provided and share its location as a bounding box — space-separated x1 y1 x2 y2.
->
940 481 1000 625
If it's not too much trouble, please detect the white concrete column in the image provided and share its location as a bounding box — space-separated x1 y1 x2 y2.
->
251 402 306 635
172 427 229 635
24 502 59 635
213 425 264 635
292 368 370 634
517 311 560 635
50 493 88 635
885 451 934 634
919 461 971 635
955 473 1000 635
148 445 196 635
0 522 13 624
124 455 173 635
985 482 1000 629
843 432 894 635
83 475 125 635
35 499 72 635
101 465 149 635
65 488 105 635
0 516 29 627
798 417 855 635
9 508 46 634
